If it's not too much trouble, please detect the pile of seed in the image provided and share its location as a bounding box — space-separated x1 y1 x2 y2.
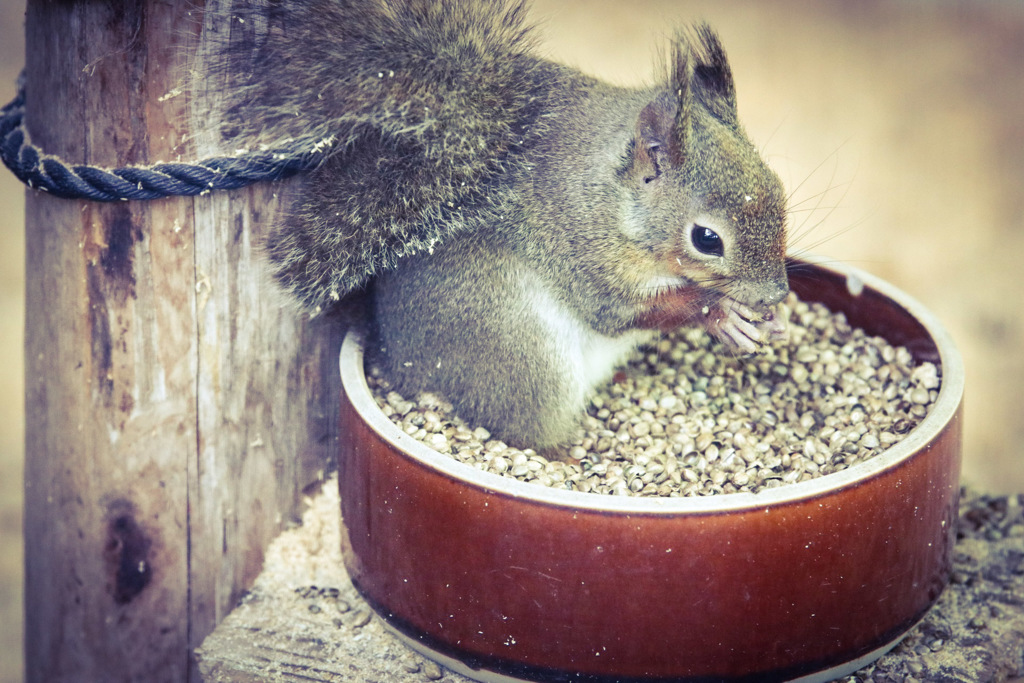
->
366 294 941 497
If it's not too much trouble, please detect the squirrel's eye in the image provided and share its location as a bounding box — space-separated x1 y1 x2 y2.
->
691 226 723 256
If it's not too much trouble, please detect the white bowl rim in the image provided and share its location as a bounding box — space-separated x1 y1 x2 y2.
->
340 258 964 515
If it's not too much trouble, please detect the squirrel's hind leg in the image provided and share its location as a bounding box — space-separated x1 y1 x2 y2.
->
370 236 590 450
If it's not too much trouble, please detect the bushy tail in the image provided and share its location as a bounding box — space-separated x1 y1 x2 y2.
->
224 0 563 311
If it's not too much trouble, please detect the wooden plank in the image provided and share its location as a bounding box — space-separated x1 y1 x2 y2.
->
22 2 341 680
185 180 344 649
185 2 345 654
197 484 1024 683
197 479 456 683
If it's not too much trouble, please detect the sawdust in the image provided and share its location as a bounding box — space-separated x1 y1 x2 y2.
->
198 478 1024 682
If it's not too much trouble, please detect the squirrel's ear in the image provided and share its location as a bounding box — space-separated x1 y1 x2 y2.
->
626 97 683 187
689 24 738 125
626 35 694 186
667 36 692 169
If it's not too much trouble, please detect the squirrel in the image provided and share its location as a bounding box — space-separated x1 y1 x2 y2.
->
224 0 789 450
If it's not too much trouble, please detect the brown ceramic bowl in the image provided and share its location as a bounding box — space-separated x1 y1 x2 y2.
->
337 259 963 683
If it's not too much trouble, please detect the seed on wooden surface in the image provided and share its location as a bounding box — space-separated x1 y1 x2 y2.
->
422 660 444 680
350 610 372 628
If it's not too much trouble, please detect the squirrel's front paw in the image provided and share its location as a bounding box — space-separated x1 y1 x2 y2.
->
704 299 787 354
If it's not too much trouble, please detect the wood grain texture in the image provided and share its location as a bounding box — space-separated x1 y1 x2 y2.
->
23 2 341 680
196 478 443 683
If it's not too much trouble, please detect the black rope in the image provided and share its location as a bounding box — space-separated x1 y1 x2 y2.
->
0 74 331 201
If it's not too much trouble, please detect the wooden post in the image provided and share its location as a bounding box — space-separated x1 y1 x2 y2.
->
22 2 341 680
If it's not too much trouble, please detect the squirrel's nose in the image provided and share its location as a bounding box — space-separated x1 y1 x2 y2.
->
737 278 790 309
736 278 789 309
760 280 789 308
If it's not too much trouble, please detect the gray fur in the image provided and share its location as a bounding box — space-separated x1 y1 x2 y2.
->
225 0 573 310
229 1 789 447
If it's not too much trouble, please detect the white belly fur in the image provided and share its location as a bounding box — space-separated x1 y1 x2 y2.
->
521 274 651 408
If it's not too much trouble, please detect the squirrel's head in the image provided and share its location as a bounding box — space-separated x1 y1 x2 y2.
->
622 25 788 312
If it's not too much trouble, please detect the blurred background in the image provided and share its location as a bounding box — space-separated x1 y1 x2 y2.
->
1 1 1021 680
1 1 25 680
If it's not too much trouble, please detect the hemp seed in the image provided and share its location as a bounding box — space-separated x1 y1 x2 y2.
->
367 294 940 498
